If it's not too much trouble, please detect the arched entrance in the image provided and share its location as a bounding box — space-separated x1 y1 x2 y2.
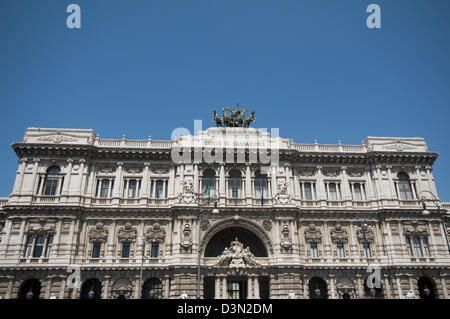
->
204 227 268 257
418 276 437 299
202 222 271 299
80 278 102 299
309 277 328 299
18 279 41 299
142 278 163 299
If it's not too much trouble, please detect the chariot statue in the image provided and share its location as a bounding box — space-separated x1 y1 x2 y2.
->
213 105 256 128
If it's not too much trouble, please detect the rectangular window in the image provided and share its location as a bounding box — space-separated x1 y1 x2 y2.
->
405 236 413 256
92 242 101 258
155 181 165 199
304 182 314 200
151 242 159 258
422 237 430 257
255 178 267 199
121 242 131 258
44 177 59 195
24 235 34 257
45 235 54 257
413 236 423 257
336 242 345 258
310 243 318 258
328 183 339 200
227 281 241 299
229 177 241 198
363 242 371 259
33 235 45 258
128 180 137 198
100 180 110 198
353 183 363 201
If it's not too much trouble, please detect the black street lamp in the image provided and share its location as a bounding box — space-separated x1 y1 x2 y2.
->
419 190 450 253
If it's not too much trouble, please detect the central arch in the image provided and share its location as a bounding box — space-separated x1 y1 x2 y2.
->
205 227 268 257
201 217 273 257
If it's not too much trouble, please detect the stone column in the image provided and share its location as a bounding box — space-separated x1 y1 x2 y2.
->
341 166 351 201
12 158 28 195
16 219 26 262
425 166 438 196
247 277 253 299
395 276 403 299
102 276 110 299
428 222 437 257
254 276 260 299
222 277 227 299
86 163 96 197
386 166 397 200
134 275 141 299
141 162 150 198
271 165 278 199
169 165 176 198
78 159 86 197
164 275 170 299
112 162 124 198
440 275 448 299
414 166 423 197
356 275 363 298
0 220 13 257
5 276 14 299
215 277 221 299
62 159 73 196
365 169 376 200
316 166 326 202
194 164 199 193
383 275 392 299
397 222 408 256
30 158 40 196
219 163 225 204
245 164 252 204
329 275 336 299
59 277 66 299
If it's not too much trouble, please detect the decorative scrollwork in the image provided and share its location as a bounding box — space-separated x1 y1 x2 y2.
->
146 223 166 243
304 223 322 243
330 223 348 243
117 223 137 242
89 222 108 242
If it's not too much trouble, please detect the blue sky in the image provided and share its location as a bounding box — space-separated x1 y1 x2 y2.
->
0 0 449 199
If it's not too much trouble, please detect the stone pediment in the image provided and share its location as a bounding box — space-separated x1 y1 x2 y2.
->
23 128 96 145
363 137 428 153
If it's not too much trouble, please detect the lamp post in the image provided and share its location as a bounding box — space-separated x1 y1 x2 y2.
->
194 192 219 299
419 190 450 253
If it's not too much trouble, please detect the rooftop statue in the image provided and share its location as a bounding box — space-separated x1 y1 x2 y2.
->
213 104 256 128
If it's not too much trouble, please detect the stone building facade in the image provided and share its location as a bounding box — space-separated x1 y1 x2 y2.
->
0 126 449 299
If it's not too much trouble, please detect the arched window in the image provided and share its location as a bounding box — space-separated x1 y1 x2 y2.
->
397 172 413 200
80 278 102 299
43 166 61 196
254 170 268 201
18 279 41 300
142 278 163 299
309 277 328 299
228 170 241 198
202 169 216 197
418 276 437 299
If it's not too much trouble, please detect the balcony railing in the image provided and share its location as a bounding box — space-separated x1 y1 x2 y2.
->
33 196 60 204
